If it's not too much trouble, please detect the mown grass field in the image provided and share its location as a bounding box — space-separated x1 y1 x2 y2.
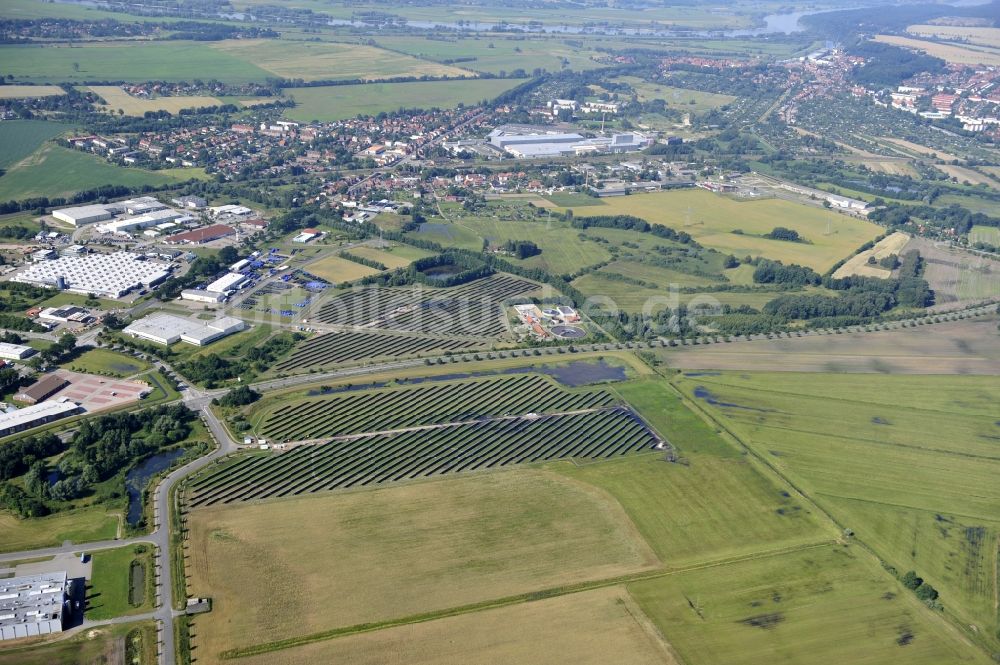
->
344 243 434 269
0 119 68 170
213 39 470 82
0 41 272 84
372 35 603 75
554 379 830 567
565 189 882 271
232 586 680 665
628 544 990 665
659 315 1000 374
185 470 658 661
0 144 194 201
875 34 1000 66
85 545 154 621
0 505 118 553
456 216 613 275
63 348 150 378
970 224 1000 246
675 371 1000 655
283 78 521 122
88 85 224 116
304 254 382 283
0 85 65 99
615 76 737 110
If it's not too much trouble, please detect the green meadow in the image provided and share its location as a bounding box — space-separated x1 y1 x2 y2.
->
675 371 1000 655
283 78 522 122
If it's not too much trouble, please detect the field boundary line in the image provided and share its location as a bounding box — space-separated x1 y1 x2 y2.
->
216 539 834 660
669 377 999 659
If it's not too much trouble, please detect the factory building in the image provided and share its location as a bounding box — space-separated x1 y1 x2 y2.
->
13 253 172 299
0 401 81 437
0 342 34 361
15 374 69 405
181 289 225 304
122 313 245 346
95 209 188 235
487 126 652 158
205 272 246 294
0 572 70 641
50 197 166 227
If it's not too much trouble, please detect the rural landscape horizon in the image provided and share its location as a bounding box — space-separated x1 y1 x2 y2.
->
0 0 997 663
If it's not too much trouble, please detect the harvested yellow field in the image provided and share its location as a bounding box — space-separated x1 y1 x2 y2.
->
303 254 382 282
185 470 658 662
934 164 999 189
874 34 1000 66
907 24 1000 49
235 586 680 665
0 85 65 99
89 86 222 115
866 160 919 177
211 39 470 82
833 231 910 279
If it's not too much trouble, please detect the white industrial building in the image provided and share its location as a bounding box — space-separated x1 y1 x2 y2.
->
0 342 34 361
13 252 172 299
205 272 246 294
95 209 188 235
487 126 651 158
0 401 81 438
123 313 245 346
51 196 166 227
209 204 253 219
52 204 113 227
181 289 224 304
0 572 70 641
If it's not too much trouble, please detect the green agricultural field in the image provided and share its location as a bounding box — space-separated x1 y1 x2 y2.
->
554 379 829 567
0 41 271 84
63 349 150 378
372 35 603 75
185 470 659 660
615 76 737 110
969 224 1000 246
85 545 155 621
283 78 522 122
564 189 882 271
344 244 434 269
542 192 607 207
213 39 470 82
571 271 794 313
0 144 195 201
457 216 613 275
0 119 68 170
0 504 118 553
628 544 991 665
407 220 484 251
676 371 1000 655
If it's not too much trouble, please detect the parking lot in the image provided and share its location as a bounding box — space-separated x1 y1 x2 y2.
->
51 369 150 413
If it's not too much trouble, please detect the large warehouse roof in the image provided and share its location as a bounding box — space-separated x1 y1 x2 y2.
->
13 253 171 299
0 401 80 437
123 313 245 346
0 572 68 641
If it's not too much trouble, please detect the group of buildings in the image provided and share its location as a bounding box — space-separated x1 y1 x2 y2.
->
122 313 246 346
481 125 654 159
